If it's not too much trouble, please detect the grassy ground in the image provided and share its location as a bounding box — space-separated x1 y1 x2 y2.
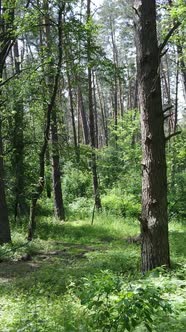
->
0 214 185 331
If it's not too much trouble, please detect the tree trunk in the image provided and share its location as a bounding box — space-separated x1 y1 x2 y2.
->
0 117 11 244
0 2 14 244
78 85 90 145
44 0 65 220
13 41 25 221
28 5 64 240
134 0 170 272
87 0 101 210
51 110 65 220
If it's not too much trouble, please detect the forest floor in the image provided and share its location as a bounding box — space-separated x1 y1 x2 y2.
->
0 215 185 331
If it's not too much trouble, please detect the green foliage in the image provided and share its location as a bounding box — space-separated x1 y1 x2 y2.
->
63 162 92 204
0 217 185 331
102 188 140 218
98 111 141 194
75 271 172 332
167 130 186 220
68 197 94 219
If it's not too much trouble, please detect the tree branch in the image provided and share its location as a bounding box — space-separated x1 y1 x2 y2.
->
159 21 181 52
163 105 173 113
165 131 181 141
164 113 173 121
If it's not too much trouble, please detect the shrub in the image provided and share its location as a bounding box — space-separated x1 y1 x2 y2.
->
102 190 140 218
63 162 92 204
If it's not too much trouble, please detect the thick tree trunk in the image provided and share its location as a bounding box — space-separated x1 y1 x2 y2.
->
134 0 170 272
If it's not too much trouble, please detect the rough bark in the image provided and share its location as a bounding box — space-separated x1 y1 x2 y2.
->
134 0 170 272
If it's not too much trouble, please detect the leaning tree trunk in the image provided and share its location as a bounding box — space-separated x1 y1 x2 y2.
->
134 0 170 272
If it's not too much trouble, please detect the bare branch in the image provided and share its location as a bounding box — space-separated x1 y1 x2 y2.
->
165 131 181 141
160 48 169 58
164 113 174 121
159 21 181 52
163 105 173 113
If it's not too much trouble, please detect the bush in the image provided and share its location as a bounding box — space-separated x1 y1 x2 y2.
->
63 162 92 204
102 189 140 218
73 271 172 332
68 197 94 219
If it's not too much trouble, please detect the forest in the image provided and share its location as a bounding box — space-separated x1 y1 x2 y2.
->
0 0 185 331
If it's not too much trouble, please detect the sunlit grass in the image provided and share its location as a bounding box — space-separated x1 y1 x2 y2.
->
0 214 185 331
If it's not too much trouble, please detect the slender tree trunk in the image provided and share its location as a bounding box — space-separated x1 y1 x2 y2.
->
0 3 14 244
0 115 11 244
134 0 170 272
93 72 99 148
96 75 108 146
28 6 64 240
13 41 25 221
87 0 101 209
78 85 90 145
174 58 179 133
66 69 79 161
44 0 65 220
51 110 65 220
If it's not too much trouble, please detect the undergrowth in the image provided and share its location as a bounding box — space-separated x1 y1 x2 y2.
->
0 215 185 331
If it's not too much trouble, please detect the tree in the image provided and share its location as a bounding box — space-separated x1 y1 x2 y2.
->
28 3 64 240
134 0 171 272
87 0 101 210
0 0 14 244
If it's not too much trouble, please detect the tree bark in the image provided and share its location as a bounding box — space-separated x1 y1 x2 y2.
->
51 110 65 220
13 41 25 221
134 0 170 272
28 5 64 240
0 117 11 244
87 0 101 209
44 0 65 220
0 2 14 244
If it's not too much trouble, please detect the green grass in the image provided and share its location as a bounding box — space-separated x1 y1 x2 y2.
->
0 214 185 331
